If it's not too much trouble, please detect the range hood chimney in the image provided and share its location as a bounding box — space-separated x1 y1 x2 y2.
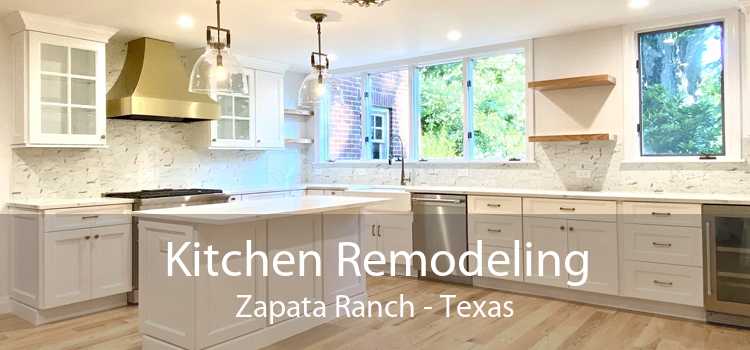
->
107 38 220 122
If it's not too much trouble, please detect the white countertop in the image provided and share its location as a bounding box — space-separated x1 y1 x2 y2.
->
134 195 389 225
8 197 135 210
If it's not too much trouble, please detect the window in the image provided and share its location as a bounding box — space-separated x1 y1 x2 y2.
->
471 53 528 160
625 12 741 162
638 22 725 157
327 75 363 161
321 41 532 163
418 61 465 159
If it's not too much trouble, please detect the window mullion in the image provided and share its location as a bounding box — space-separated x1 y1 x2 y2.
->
463 57 475 161
361 72 370 161
409 65 420 161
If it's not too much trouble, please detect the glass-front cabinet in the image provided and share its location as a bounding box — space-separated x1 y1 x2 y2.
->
211 70 256 149
8 12 114 148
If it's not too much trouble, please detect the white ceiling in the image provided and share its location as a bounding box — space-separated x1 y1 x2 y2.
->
0 0 739 72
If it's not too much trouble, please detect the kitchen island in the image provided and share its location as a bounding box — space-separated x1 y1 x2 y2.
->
135 196 388 350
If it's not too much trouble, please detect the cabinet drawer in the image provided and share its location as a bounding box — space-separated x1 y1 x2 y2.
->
44 205 132 232
469 244 523 282
622 261 703 307
623 224 703 267
523 198 616 222
468 215 522 247
468 196 522 215
622 202 701 227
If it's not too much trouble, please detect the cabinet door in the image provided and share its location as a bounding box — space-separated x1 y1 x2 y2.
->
566 220 618 295
523 217 568 287
254 70 284 149
43 228 92 308
379 214 414 265
90 224 132 299
29 32 106 146
323 210 366 304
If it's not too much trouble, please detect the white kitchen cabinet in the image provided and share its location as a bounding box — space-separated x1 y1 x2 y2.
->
254 70 285 149
523 217 618 295
323 210 366 304
362 213 413 266
209 69 284 150
5 12 116 148
566 220 618 295
43 228 92 308
10 203 132 320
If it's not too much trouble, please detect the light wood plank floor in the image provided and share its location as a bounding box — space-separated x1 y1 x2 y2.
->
2 277 749 349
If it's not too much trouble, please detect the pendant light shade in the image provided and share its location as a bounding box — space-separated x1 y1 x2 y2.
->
298 70 341 108
297 13 333 107
189 46 246 96
189 0 247 97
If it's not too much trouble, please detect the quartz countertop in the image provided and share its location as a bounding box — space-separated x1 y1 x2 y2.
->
8 197 135 210
134 195 388 225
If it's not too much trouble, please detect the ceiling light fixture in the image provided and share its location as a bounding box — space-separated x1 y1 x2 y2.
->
298 13 336 107
189 0 247 97
342 0 390 7
447 30 462 41
177 15 194 29
628 0 650 9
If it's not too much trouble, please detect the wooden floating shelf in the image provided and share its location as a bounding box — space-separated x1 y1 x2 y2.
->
528 74 616 91
528 134 612 142
285 138 314 145
284 108 314 117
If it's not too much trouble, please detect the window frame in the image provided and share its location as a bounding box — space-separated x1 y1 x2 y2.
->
623 10 742 163
318 40 535 164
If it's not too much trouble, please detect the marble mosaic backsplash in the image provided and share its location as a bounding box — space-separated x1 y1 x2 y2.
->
309 139 750 194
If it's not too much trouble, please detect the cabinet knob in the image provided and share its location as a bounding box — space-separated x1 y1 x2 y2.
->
94 234 100 239
85 236 91 240
560 226 565 231
257 139 262 143
100 135 106 140
569 227 574 232
212 138 217 142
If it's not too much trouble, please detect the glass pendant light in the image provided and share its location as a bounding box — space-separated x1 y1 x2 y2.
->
189 0 247 97
342 0 391 7
298 13 336 108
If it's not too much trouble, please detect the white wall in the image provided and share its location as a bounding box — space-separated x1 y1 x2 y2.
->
0 23 12 312
284 71 307 109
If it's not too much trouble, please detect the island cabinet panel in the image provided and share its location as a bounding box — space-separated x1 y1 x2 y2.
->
267 215 323 323
43 228 92 308
139 221 196 349
90 224 132 299
196 222 268 349
323 210 366 304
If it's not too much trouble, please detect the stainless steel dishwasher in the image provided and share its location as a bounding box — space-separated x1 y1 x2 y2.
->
412 193 472 285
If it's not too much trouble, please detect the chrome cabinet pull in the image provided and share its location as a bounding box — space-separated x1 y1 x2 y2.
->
487 204 503 208
370 224 376 237
705 221 712 296
653 280 673 287
559 207 576 212
652 242 673 248
82 215 99 220
487 228 502 233
651 212 672 217
377 225 382 237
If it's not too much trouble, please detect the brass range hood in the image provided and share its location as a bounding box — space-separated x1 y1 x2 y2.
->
107 38 220 122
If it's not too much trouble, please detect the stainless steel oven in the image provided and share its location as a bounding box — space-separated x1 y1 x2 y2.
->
703 205 750 328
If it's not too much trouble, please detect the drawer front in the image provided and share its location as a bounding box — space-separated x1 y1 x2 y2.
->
622 202 702 227
469 244 523 282
623 224 703 267
468 215 522 247
44 205 132 232
468 196 522 215
523 198 616 222
622 261 703 307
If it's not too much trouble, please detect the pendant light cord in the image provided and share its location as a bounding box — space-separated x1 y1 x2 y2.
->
216 0 221 33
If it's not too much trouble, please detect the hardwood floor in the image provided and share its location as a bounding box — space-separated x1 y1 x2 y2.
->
2 277 749 349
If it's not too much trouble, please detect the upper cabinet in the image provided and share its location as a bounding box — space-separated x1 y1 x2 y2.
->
4 11 117 148
205 55 287 150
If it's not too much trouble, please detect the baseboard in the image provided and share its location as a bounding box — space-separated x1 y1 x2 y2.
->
474 277 706 322
0 296 11 314
11 294 128 326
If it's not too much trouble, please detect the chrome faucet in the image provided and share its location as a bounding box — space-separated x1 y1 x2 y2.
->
389 135 411 186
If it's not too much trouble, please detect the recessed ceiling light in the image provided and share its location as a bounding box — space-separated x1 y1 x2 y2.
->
446 30 462 41
177 15 194 29
628 0 650 9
